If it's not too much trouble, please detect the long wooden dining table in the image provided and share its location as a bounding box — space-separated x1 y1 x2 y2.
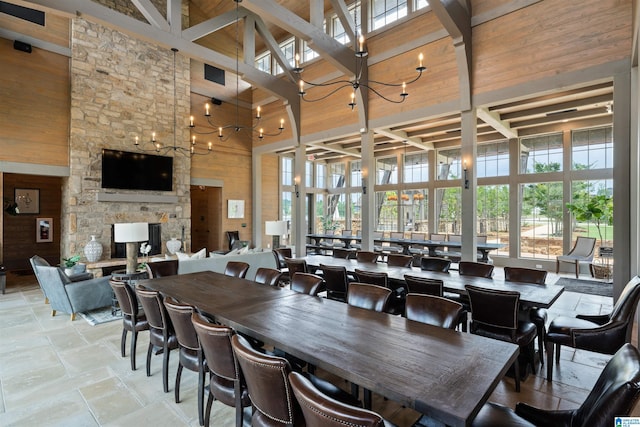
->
302 254 565 309
142 270 519 427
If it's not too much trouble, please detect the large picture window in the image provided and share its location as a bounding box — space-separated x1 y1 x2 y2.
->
519 181 563 259
477 141 509 178
435 187 461 234
477 185 509 256
404 152 428 183
436 148 462 181
520 134 563 174
572 126 613 170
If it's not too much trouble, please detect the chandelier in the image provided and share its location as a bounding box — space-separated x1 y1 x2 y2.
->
294 32 425 109
135 48 212 156
188 0 284 141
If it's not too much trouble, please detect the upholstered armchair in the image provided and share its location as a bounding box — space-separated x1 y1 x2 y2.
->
30 259 113 320
545 276 640 380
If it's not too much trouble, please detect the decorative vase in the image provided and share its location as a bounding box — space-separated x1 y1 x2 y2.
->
84 235 103 262
166 237 181 255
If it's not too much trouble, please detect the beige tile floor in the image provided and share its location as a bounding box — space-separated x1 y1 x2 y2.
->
0 272 636 426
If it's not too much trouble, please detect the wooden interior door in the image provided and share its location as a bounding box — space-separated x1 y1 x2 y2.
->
190 185 222 253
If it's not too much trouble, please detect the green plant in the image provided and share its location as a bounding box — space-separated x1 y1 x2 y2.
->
63 255 81 268
566 194 613 246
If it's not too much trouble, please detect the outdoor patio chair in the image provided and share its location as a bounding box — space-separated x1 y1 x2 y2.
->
556 236 597 278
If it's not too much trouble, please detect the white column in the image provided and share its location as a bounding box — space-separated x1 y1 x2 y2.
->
460 109 477 261
360 130 375 251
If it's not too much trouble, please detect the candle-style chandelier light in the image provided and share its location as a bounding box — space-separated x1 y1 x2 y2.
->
188 0 284 141
134 48 212 156
294 17 425 109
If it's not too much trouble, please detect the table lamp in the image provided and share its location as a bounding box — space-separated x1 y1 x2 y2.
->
114 222 149 274
265 220 287 249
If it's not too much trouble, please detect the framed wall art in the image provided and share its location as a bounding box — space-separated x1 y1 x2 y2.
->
36 217 53 243
228 199 245 219
15 188 40 214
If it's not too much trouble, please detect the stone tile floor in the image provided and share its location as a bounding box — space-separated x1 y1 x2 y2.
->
0 272 637 426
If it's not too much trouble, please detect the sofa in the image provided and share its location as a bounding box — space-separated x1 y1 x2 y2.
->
177 250 277 281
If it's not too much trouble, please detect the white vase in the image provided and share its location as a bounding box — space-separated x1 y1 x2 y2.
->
166 237 181 255
84 235 103 262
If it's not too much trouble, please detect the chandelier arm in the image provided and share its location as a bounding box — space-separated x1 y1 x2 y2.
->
260 128 284 137
298 77 355 88
367 68 424 87
300 83 356 102
361 84 408 104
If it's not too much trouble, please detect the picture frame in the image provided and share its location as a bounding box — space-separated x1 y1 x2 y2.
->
228 199 245 219
36 217 53 243
15 188 40 214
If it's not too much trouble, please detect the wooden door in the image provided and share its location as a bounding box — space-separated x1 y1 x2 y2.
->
190 185 222 253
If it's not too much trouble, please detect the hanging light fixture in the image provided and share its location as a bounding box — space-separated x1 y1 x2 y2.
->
293 7 425 110
134 48 212 156
189 0 284 141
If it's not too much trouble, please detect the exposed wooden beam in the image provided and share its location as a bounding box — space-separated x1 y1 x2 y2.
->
254 15 297 83
131 0 169 32
499 94 613 120
307 141 361 158
182 9 245 42
241 0 356 76
477 107 517 139
375 128 434 151
329 0 355 44
430 0 472 110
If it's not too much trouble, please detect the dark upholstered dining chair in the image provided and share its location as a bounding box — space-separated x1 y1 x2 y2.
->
231 334 304 427
405 294 464 330
191 313 251 427
285 257 308 279
472 343 640 427
347 283 392 313
319 264 350 302
386 253 413 267
110 279 149 371
135 283 178 393
545 275 640 381
163 297 206 426
404 275 443 296
289 371 397 427
466 285 537 392
356 251 379 263
459 261 494 278
504 266 548 366
420 257 452 272
354 269 404 314
332 248 354 259
254 267 283 286
145 259 179 278
354 269 388 287
224 261 250 278
273 247 293 284
226 230 241 251
290 273 325 296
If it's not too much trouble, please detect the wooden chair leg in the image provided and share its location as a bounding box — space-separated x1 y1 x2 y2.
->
146 343 153 377
121 329 127 357
130 330 137 370
175 363 183 403
162 344 171 393
514 358 520 392
555 260 560 274
575 262 579 278
546 340 554 380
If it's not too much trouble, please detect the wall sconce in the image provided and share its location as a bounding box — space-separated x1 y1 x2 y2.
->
362 177 367 194
463 160 469 190
294 177 300 198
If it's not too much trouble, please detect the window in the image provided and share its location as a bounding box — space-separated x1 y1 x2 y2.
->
436 148 462 181
281 191 292 223
414 0 429 10
401 189 427 232
274 37 295 75
303 40 319 62
569 179 613 248
435 187 461 234
404 152 428 183
477 185 509 256
520 181 563 259
572 126 613 170
316 163 326 189
350 193 362 233
350 160 362 188
376 156 398 185
331 3 360 45
520 134 563 173
376 190 398 231
477 141 509 178
371 0 407 31
282 157 293 186
329 163 346 188
255 51 271 74
327 193 346 232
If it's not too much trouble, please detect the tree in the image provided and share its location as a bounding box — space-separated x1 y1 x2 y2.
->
566 194 613 246
522 162 563 235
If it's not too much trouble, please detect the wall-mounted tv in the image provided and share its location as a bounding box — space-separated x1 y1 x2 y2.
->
101 149 173 191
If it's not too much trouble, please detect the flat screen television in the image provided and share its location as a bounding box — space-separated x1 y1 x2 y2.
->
101 149 173 191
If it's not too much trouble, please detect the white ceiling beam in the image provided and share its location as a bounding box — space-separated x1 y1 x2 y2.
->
307 141 361 158
375 128 434 151
430 0 472 110
167 0 181 36
131 0 169 32
241 0 356 76
182 9 246 42
254 15 297 83
477 107 518 139
330 0 356 44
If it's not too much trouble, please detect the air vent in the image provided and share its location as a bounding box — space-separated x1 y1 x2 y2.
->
0 1 45 26
546 108 577 116
204 64 225 86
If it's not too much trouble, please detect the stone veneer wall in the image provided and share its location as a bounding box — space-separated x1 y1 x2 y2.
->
62 17 192 260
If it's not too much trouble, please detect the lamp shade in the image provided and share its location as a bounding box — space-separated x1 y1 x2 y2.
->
265 220 287 236
114 222 149 243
